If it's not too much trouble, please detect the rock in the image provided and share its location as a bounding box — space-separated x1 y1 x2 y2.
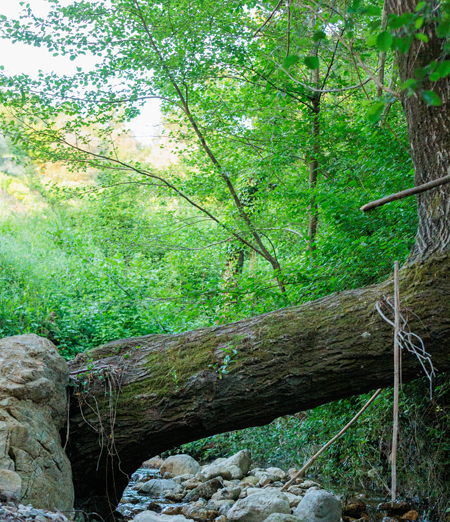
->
139 478 179 496
216 517 228 522
142 456 165 469
134 482 146 491
245 487 261 496
0 334 74 511
297 480 320 489
265 515 305 522
227 489 291 522
266 468 287 481
288 469 299 479
164 489 184 501
240 476 259 486
0 470 21 501
184 477 203 490
402 511 419 521
211 486 241 501
133 511 189 522
173 473 195 484
221 450 252 475
182 505 218 522
201 465 233 481
284 492 302 509
378 501 411 516
162 506 184 516
227 464 244 480
343 498 367 518
257 473 280 487
184 477 224 502
161 455 201 477
286 486 304 496
219 500 235 516
293 489 341 522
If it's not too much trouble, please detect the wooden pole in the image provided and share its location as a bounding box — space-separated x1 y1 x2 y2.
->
281 388 382 492
392 261 400 505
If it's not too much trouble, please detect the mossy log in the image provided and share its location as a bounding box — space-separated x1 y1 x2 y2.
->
66 255 450 517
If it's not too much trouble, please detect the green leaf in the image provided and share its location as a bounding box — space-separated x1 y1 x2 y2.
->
416 1 427 11
282 55 300 68
415 17 424 29
437 19 450 37
422 90 442 106
69 55 76 61
304 56 319 70
436 60 450 78
367 101 385 124
362 6 381 16
415 33 429 42
376 31 393 52
366 34 377 47
312 30 326 42
400 78 417 90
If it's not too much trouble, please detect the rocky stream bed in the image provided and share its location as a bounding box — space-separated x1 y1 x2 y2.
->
0 450 428 522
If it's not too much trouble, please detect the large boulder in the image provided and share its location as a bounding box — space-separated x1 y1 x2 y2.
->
139 478 179 496
0 335 74 511
265 515 304 522
227 489 291 522
160 455 201 477
293 489 341 522
200 464 232 481
184 477 224 502
221 450 251 475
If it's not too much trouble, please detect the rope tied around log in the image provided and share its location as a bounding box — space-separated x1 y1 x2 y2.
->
375 295 435 398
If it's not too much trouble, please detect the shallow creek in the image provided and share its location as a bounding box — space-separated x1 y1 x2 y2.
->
117 467 429 522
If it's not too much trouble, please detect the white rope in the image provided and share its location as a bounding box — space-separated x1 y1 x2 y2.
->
376 296 435 398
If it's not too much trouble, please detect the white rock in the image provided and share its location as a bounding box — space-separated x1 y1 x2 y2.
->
160 455 200 477
227 489 291 522
0 470 21 501
293 489 341 522
221 450 251 475
133 511 189 522
266 468 287 481
139 478 179 497
200 465 232 481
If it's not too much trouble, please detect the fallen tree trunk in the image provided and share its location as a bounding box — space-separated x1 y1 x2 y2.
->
66 254 450 517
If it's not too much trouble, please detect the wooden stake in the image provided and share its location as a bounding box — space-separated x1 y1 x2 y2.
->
392 261 400 505
281 388 382 492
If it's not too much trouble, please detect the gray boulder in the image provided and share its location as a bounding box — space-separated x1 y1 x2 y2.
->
221 450 251 475
201 464 232 481
227 489 291 522
184 477 224 502
160 454 201 477
0 334 74 511
139 478 179 496
294 489 341 522
211 485 241 501
219 500 236 516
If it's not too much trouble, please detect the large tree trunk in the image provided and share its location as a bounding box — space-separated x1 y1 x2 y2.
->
65 1 450 517
66 254 450 517
385 0 450 261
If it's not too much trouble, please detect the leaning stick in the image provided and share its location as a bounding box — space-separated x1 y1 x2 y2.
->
281 388 383 492
360 174 450 212
391 261 400 505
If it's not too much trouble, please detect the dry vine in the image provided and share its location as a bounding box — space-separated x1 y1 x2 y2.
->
68 356 130 511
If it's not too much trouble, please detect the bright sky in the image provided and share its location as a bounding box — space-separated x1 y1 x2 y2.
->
0 0 162 143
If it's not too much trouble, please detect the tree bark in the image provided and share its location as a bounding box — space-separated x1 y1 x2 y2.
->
66 253 450 516
385 0 450 262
